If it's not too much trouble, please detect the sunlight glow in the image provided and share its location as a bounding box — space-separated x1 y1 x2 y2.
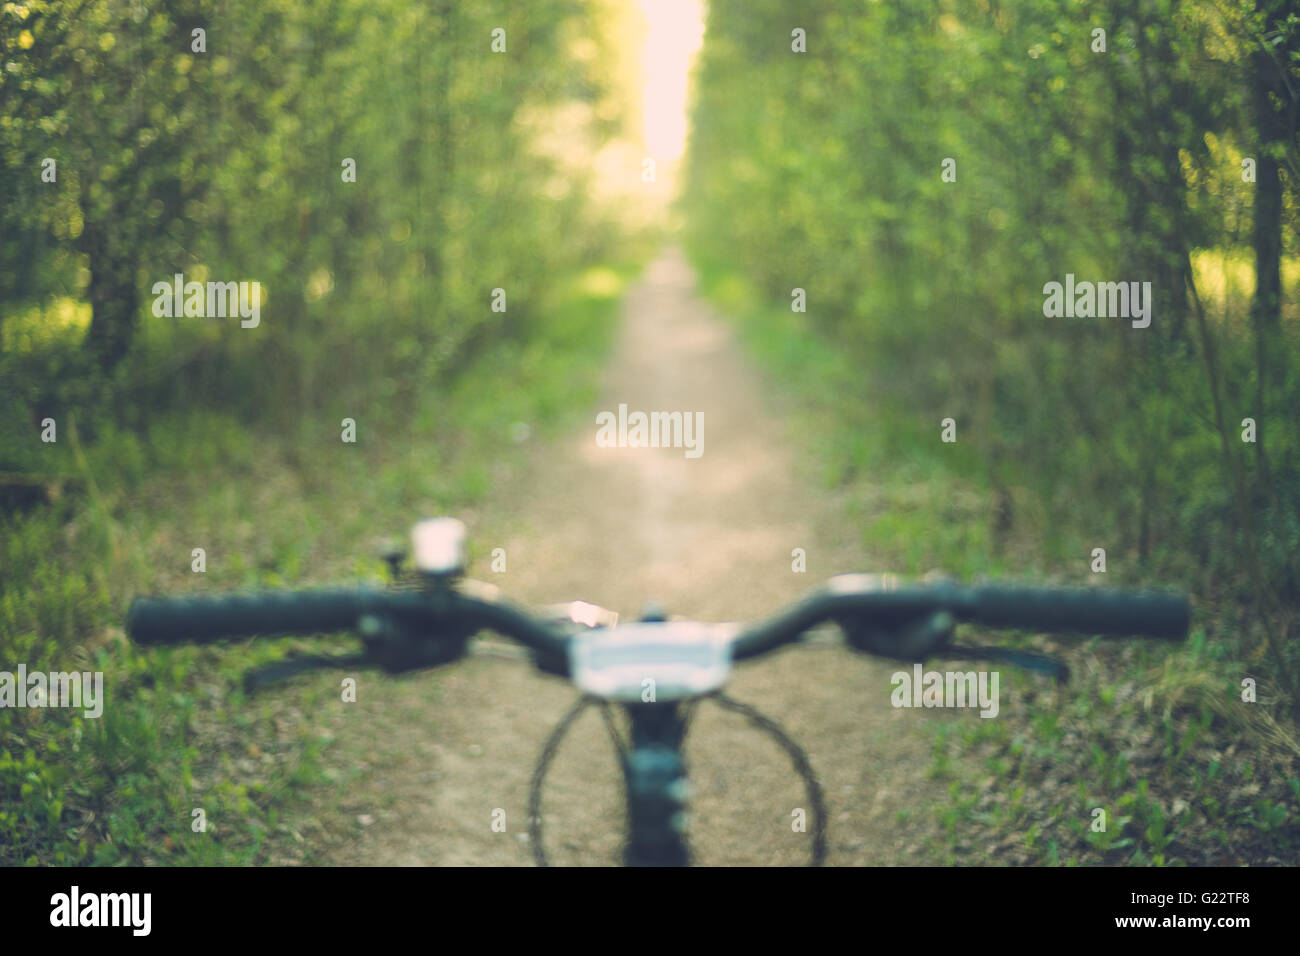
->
639 0 705 164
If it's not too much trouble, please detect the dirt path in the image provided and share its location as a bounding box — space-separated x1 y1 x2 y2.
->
320 247 940 866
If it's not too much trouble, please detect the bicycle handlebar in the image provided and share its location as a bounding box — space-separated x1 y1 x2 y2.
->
122 527 1192 872
963 584 1188 638
126 575 1190 678
128 588 377 645
727 576 1187 659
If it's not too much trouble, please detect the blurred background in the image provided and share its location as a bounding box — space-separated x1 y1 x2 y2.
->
1 0 1298 865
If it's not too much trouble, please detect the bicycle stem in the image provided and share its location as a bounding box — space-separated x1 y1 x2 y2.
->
621 702 691 867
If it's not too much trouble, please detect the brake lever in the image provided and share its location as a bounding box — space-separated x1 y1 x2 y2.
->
934 644 1070 683
243 653 370 693
836 609 1069 682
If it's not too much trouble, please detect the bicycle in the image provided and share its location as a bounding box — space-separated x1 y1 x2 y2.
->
127 517 1191 866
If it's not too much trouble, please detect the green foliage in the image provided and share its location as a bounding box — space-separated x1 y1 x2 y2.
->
1 0 635 446
0 0 646 865
684 0 1300 676
684 0 1300 862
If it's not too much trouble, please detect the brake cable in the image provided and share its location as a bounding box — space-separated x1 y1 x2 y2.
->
528 695 594 867
711 692 827 867
597 702 628 761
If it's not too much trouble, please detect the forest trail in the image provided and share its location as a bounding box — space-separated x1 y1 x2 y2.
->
319 247 942 866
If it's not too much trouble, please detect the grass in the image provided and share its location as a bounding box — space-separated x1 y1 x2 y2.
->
0 254 646 866
686 244 1300 866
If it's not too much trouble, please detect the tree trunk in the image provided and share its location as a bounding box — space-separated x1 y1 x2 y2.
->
1249 0 1290 493
81 219 139 371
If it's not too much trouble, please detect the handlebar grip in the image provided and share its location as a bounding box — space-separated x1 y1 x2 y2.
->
128 588 373 646
966 586 1189 639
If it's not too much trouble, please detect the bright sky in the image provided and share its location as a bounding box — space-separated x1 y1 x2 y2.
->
638 0 706 163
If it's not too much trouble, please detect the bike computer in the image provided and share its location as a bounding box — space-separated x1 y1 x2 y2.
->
569 621 736 701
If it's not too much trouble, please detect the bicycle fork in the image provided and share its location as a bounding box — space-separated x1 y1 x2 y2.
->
621 702 690 867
